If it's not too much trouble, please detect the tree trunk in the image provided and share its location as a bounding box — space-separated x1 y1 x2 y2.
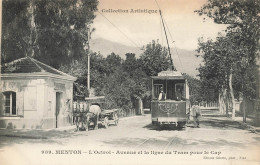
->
229 73 236 119
219 88 227 114
225 90 229 117
243 96 247 123
241 72 247 123
139 98 144 115
28 0 37 57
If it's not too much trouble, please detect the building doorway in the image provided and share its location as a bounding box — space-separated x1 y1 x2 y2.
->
55 92 62 128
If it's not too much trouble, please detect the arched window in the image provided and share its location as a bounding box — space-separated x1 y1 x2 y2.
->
3 91 16 116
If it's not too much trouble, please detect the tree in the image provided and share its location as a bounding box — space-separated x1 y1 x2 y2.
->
123 53 150 114
103 68 133 111
34 0 98 68
1 0 99 68
89 52 107 96
183 73 203 104
1 0 30 63
123 53 137 74
59 57 88 100
139 40 171 76
104 52 122 76
197 35 239 116
59 52 107 99
196 0 260 121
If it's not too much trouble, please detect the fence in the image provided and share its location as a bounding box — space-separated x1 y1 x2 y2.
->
199 100 219 110
117 109 136 118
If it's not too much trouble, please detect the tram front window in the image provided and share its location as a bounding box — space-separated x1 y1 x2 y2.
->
152 80 186 101
153 84 163 99
175 83 185 101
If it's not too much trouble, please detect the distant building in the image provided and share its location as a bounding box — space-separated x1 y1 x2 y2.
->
0 57 76 129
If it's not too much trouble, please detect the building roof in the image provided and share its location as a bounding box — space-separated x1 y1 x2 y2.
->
1 57 76 81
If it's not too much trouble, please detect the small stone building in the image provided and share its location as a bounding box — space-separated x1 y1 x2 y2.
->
0 57 76 129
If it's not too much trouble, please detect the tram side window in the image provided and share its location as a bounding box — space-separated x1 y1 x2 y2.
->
154 84 163 99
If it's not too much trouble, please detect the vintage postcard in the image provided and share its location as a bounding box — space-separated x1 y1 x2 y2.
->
0 0 259 165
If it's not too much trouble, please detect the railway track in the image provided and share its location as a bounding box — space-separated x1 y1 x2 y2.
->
134 136 179 150
134 130 190 150
163 136 176 150
134 138 152 149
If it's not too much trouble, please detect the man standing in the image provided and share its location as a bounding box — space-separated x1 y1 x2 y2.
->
191 101 202 128
158 87 166 101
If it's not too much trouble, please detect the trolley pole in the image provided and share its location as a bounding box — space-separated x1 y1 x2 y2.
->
159 10 175 71
87 27 90 91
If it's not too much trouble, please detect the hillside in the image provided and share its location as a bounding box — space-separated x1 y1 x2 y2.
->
90 38 202 77
90 38 143 58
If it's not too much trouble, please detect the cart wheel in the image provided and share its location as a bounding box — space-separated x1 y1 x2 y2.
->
104 117 109 129
114 113 119 126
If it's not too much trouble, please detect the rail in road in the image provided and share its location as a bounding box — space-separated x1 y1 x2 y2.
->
134 136 186 151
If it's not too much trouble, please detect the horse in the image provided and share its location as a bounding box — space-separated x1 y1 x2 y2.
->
88 104 101 130
73 103 102 131
73 102 88 131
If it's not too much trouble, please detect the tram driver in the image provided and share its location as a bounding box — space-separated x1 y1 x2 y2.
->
158 87 166 101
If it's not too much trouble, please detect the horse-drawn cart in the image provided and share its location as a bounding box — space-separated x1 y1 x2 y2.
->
84 109 119 130
100 109 119 127
73 97 119 131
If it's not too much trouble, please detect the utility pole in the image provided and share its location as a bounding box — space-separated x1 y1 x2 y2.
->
87 27 90 91
0 0 2 115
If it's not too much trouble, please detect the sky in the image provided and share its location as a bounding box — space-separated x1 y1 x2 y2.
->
91 0 227 51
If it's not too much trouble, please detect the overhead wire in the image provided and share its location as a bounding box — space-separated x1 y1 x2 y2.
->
97 10 140 48
163 16 184 72
154 0 184 72
173 43 184 72
154 0 161 10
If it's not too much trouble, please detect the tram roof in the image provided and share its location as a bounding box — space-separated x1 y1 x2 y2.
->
151 76 185 80
151 71 185 80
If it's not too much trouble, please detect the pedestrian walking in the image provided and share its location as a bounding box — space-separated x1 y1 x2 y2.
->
191 101 201 128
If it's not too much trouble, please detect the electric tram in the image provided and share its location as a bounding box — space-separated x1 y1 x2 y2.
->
151 71 190 127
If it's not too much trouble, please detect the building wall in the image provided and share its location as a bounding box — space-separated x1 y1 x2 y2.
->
43 78 73 129
0 78 45 128
0 76 74 129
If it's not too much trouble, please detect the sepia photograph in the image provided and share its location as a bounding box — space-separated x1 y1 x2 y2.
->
0 0 260 164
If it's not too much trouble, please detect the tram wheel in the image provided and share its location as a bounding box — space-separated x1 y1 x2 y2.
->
177 122 186 129
152 121 158 126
